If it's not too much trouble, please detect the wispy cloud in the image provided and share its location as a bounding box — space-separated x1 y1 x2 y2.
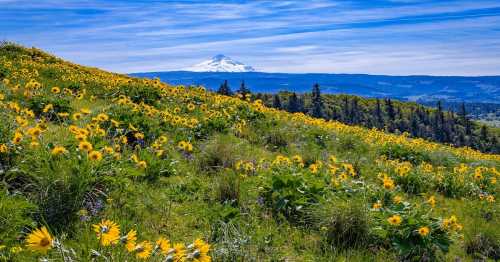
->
1 0 499 75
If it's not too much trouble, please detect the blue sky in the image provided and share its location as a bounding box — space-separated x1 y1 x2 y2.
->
1 0 500 75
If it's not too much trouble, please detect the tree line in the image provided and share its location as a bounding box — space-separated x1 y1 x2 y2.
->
217 80 499 153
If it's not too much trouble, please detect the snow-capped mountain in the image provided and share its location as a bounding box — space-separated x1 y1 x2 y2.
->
185 54 255 72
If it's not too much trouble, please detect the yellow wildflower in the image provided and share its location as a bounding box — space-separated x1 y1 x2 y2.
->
78 141 93 152
92 220 120 246
387 215 402 226
135 241 153 260
51 146 67 156
25 226 53 253
88 150 103 162
418 226 430 237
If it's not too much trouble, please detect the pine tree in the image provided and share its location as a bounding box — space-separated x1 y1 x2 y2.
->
311 83 323 118
375 98 384 128
459 102 472 135
237 80 250 96
350 97 359 124
385 99 396 131
297 95 305 112
217 80 232 96
480 125 489 142
385 99 395 121
410 109 419 137
342 97 350 123
479 125 490 151
435 101 445 141
287 92 300 113
272 94 282 109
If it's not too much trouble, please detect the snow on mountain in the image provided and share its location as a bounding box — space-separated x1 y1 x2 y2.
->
185 54 255 72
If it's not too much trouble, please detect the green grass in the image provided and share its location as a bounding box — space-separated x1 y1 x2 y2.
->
0 43 498 261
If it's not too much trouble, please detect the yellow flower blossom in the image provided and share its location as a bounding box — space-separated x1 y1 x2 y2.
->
92 220 120 246
387 215 402 225
25 226 53 253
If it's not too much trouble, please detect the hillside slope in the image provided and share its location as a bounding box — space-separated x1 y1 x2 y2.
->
258 92 500 153
0 43 499 261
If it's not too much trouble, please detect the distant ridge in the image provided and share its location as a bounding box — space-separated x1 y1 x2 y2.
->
130 71 500 104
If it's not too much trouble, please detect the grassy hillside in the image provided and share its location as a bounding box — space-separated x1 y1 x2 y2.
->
0 43 498 261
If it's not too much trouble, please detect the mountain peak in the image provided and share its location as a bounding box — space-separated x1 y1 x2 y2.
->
212 54 228 61
185 55 256 72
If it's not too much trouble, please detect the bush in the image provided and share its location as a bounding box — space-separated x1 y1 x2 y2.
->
0 190 35 245
135 150 177 182
260 168 325 224
380 143 431 165
120 84 162 106
107 105 162 142
435 172 476 198
317 199 371 250
265 129 288 152
197 135 238 172
12 149 108 233
27 95 73 122
465 233 500 260
214 171 240 206
372 203 456 261
394 170 435 195
209 220 252 261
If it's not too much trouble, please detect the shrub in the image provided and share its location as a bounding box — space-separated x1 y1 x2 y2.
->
372 203 456 261
265 129 288 151
0 190 35 245
394 170 435 195
210 221 252 261
316 199 371 250
12 149 108 233
26 95 73 122
107 105 162 142
465 233 500 260
380 143 431 165
197 135 238 172
135 150 177 182
120 84 162 106
435 172 476 198
214 171 240 206
194 116 230 139
260 168 325 224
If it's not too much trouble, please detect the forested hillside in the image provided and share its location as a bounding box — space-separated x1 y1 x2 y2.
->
256 88 500 153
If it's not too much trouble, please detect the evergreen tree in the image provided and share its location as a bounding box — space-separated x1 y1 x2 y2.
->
385 99 396 131
217 80 232 96
375 98 384 128
331 106 339 120
435 101 445 141
480 125 489 142
287 92 300 113
459 102 472 135
350 97 359 124
341 97 349 123
237 80 250 96
385 99 395 121
410 109 419 137
297 95 305 113
311 83 323 118
272 94 282 109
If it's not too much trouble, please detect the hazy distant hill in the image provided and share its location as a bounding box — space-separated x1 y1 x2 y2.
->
131 71 500 103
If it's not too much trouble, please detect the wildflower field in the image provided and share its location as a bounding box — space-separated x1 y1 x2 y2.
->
0 43 498 261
